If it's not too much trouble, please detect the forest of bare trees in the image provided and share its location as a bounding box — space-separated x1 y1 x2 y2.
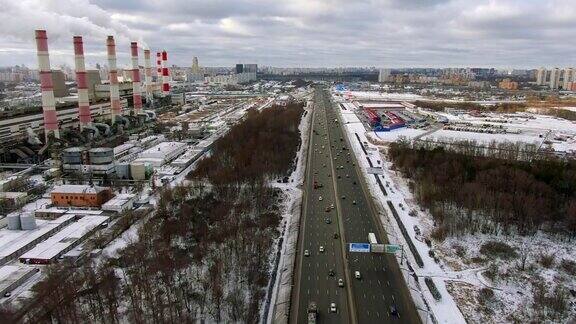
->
388 139 576 239
2 103 304 323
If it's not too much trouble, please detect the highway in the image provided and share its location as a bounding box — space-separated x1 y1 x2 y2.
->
291 87 420 324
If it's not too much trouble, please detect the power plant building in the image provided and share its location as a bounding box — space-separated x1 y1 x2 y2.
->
50 185 114 208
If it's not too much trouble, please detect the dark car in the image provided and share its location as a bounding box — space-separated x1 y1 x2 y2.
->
328 269 335 276
389 305 399 317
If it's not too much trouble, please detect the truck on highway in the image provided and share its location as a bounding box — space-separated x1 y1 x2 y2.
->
308 302 318 323
368 232 378 245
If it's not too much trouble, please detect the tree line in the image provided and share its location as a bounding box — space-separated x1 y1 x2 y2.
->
190 103 304 189
388 139 576 239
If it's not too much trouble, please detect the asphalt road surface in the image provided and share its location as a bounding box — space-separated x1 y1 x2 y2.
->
291 87 420 324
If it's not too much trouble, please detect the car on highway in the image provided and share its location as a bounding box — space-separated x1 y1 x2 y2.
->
325 206 331 212
341 195 346 199
330 303 337 313
338 279 344 287
304 250 310 257
319 196 323 201
330 203 334 209
328 269 335 276
346 174 349 178
389 305 399 317
333 232 339 239
353 181 357 185
353 200 357 205
319 246 325 253
355 271 361 279
325 218 331 224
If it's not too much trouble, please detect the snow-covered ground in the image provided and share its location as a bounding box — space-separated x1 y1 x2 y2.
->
365 108 576 154
332 89 576 323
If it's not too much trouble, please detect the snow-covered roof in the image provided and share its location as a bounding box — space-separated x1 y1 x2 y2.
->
51 185 108 195
20 216 109 261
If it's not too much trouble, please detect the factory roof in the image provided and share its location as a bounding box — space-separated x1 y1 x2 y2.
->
102 194 136 208
141 141 186 155
113 143 134 155
20 215 109 261
0 215 76 260
51 185 109 195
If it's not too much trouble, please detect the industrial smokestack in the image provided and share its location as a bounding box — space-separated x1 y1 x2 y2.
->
73 36 92 129
156 52 162 80
130 42 143 113
161 50 170 95
35 30 60 140
106 36 121 123
144 49 152 101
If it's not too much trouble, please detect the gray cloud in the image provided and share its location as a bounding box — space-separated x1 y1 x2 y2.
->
0 0 575 68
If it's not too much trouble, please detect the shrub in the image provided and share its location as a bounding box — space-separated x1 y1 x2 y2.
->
480 241 517 260
453 244 466 258
478 287 495 305
538 253 555 268
559 259 576 275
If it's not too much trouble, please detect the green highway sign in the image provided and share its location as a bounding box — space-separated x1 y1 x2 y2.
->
385 244 402 253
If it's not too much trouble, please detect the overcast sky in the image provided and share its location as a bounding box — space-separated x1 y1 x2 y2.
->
0 0 575 69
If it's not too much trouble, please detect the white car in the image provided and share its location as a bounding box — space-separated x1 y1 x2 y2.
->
319 196 323 201
319 246 325 253
330 302 337 313
338 278 344 287
355 271 361 279
304 250 310 257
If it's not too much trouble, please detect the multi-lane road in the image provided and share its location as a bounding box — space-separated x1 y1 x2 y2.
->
291 87 420 324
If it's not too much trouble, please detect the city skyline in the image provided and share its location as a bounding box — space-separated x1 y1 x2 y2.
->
1 0 576 69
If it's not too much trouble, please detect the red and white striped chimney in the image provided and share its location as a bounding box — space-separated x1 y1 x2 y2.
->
35 30 59 140
106 36 121 122
156 52 162 82
130 42 142 113
144 49 152 99
161 50 170 95
73 36 92 129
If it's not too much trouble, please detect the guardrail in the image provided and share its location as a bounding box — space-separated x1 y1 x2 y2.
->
386 201 424 268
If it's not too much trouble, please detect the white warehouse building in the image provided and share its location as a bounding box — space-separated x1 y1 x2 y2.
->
133 142 187 167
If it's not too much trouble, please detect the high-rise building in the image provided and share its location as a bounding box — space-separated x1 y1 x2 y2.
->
191 56 200 74
549 68 560 90
243 64 258 73
562 68 573 90
536 67 547 86
235 64 244 74
378 69 391 83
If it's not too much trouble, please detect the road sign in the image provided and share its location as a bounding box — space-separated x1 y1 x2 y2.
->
349 243 371 253
371 244 385 253
367 167 384 175
385 244 402 253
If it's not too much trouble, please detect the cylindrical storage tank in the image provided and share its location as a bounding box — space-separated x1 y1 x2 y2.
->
115 163 131 179
89 147 114 165
7 214 21 230
130 163 146 180
62 147 85 165
20 213 37 230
